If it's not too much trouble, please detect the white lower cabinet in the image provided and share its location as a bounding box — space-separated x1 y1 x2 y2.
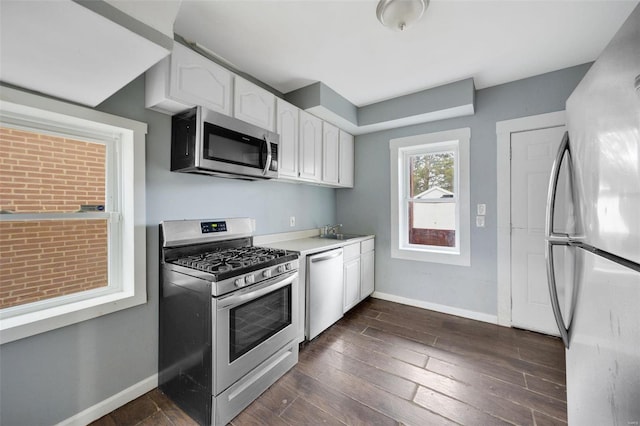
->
361 247 375 299
343 242 361 312
343 238 375 312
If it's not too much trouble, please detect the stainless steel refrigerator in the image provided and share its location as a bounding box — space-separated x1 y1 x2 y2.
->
545 5 640 425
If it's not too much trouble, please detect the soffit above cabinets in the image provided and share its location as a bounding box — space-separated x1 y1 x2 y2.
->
102 0 182 40
0 0 174 107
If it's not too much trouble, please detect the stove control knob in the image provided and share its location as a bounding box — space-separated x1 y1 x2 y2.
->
277 265 285 273
263 269 272 278
245 274 255 284
234 278 245 287
285 263 292 271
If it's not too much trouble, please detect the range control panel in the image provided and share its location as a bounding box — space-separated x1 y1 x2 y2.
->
201 221 227 234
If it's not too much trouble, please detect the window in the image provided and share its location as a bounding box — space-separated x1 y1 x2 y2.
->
0 87 147 344
390 128 470 266
0 129 111 309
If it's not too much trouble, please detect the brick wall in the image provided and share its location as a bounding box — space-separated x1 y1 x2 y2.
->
0 127 108 309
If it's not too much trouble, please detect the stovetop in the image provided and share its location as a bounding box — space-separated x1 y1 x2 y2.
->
160 219 300 292
168 245 298 281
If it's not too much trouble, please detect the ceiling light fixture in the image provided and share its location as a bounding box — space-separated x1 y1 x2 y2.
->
376 0 428 32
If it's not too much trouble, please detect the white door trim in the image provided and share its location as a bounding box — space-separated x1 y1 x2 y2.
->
496 111 566 327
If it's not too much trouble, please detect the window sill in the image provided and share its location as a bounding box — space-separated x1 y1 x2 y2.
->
0 288 147 344
391 246 470 266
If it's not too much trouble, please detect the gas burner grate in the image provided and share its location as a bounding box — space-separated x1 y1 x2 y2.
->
170 246 291 275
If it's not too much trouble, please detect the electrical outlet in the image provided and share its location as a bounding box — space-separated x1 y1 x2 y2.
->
289 216 296 227
476 216 485 227
477 203 486 216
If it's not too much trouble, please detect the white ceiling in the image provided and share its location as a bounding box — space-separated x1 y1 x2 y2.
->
0 0 170 107
174 0 638 107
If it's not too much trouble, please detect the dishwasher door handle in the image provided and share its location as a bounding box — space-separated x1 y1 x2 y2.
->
311 250 343 263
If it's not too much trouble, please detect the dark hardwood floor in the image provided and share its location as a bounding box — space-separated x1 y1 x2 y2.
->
91 298 566 425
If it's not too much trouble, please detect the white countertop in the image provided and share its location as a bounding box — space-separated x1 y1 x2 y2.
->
254 229 374 256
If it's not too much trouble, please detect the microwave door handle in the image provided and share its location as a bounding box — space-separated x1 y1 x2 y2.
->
262 136 272 176
545 131 572 349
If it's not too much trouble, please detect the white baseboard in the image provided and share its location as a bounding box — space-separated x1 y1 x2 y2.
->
371 291 498 325
57 374 158 426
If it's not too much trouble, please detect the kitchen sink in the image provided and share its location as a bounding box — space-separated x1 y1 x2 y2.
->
317 233 363 240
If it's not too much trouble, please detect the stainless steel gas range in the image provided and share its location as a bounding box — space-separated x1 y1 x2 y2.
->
159 218 299 426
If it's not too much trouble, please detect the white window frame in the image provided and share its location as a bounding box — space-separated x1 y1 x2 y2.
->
0 86 147 344
390 127 470 266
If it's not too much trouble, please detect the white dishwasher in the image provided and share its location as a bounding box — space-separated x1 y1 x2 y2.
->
307 248 344 340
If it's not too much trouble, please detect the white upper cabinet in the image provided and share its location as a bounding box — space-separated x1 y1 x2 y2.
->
322 122 340 185
234 77 276 132
338 130 354 188
276 99 299 179
170 43 233 115
298 111 323 182
146 41 233 115
143 41 356 188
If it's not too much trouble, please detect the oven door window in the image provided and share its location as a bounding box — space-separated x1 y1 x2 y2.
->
203 122 266 169
229 284 291 362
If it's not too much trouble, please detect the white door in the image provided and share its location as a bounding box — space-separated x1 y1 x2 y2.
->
510 125 566 335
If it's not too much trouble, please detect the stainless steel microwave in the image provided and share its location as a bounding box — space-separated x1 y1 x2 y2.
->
171 106 279 180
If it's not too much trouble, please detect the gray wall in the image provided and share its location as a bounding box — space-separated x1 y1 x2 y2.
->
336 64 590 316
0 76 336 425
0 64 589 424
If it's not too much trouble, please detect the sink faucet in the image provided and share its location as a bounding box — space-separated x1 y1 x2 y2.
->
325 224 342 235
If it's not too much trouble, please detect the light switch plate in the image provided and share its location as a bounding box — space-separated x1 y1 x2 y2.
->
476 216 485 227
477 204 486 216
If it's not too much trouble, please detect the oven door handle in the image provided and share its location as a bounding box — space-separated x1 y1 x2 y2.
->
262 135 272 176
218 271 296 309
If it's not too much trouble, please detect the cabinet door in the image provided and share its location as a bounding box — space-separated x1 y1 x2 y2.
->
343 257 361 312
298 110 322 182
234 77 276 131
322 122 340 184
169 42 232 115
338 130 354 188
360 250 375 299
276 99 299 179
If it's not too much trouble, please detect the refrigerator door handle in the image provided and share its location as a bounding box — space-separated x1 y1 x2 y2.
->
545 131 572 348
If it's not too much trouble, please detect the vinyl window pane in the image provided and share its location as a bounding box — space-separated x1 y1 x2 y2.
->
408 201 456 247
408 151 455 198
0 126 106 214
0 219 108 309
407 150 456 248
